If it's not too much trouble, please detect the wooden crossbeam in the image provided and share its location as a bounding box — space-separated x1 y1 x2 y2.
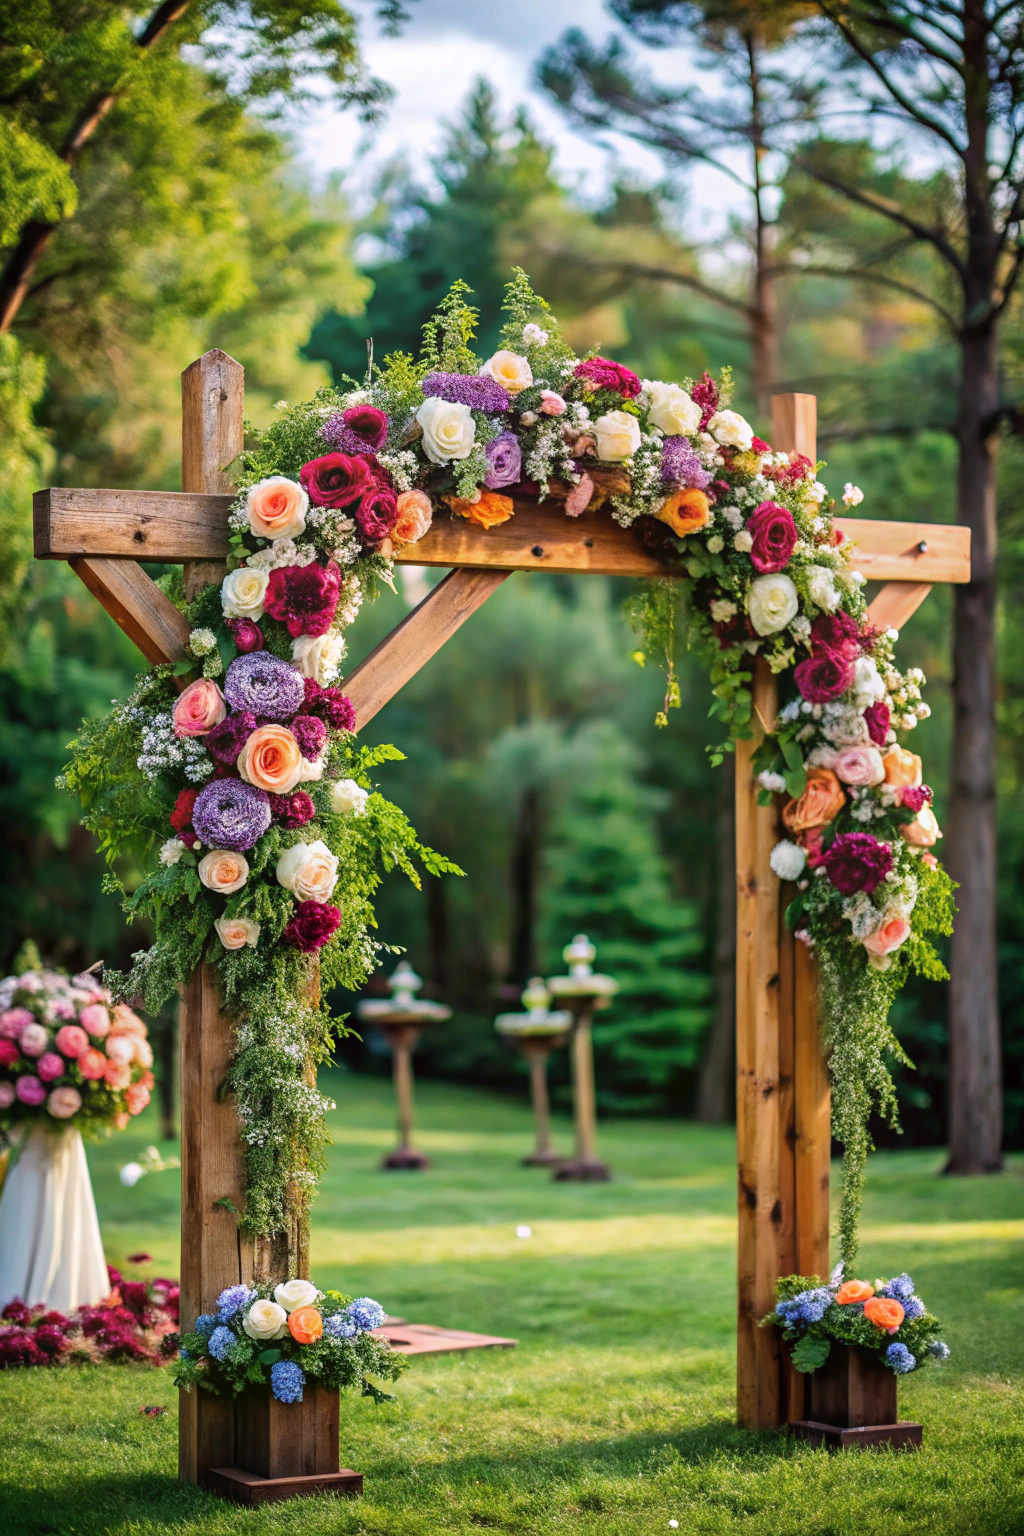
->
33 485 971 585
70 556 190 665
865 581 933 632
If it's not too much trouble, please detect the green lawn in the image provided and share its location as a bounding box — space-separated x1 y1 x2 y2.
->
1 1072 1023 1535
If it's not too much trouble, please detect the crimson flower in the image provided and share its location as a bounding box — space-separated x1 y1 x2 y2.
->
264 561 342 638
300 453 372 509
574 356 642 398
746 501 797 573
356 483 399 544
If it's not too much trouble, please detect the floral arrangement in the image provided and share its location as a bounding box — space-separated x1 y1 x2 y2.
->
173 1279 403 1405
0 1262 178 1368
765 1266 949 1376
0 968 153 1140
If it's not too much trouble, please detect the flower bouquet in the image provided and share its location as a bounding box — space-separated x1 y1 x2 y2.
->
0 1263 179 1369
174 1280 403 1405
766 1268 949 1376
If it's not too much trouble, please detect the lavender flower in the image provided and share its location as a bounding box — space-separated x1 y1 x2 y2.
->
192 779 271 852
216 1284 255 1318
421 372 510 413
885 1342 916 1374
224 653 305 720
660 435 713 490
345 1297 386 1332
270 1359 305 1403
324 1313 357 1340
483 431 522 489
207 1326 237 1363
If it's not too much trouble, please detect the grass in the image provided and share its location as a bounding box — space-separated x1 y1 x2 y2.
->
1 1072 1023 1535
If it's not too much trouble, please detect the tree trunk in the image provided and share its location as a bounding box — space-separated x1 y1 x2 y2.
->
945 318 1003 1173
696 754 736 1121
747 29 778 421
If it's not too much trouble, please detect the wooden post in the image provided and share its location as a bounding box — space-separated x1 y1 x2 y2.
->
555 1001 610 1181
519 1038 559 1166
381 1023 429 1170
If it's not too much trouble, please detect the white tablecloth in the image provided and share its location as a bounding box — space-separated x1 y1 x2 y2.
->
0 1124 109 1312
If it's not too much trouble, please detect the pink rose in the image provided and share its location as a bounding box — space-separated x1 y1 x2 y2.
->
19 1023 49 1058
37 1052 65 1082
126 1083 151 1116
47 1086 82 1119
540 390 566 415
79 1003 110 1038
863 914 912 958
246 476 308 540
833 745 885 787
78 1049 107 1081
0 1082 15 1109
172 679 226 739
15 1075 46 1106
105 1035 135 1066
0 1007 33 1039
746 500 797 574
104 1059 132 1090
56 1024 89 1058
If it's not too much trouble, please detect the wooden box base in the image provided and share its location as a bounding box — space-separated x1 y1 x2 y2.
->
791 1419 922 1451
206 1466 363 1504
553 1157 611 1182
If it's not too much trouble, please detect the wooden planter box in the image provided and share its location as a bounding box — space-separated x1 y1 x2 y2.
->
791 1343 922 1450
204 1382 363 1504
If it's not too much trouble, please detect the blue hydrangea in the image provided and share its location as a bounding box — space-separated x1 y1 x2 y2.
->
207 1326 237 1363
194 1314 218 1339
270 1359 305 1404
345 1297 386 1332
776 1287 831 1327
179 1348 192 1361
879 1273 915 1303
216 1284 255 1320
324 1314 358 1340
929 1341 950 1361
885 1342 916 1374
901 1296 925 1321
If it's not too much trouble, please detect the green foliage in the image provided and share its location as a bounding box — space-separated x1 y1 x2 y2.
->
418 280 480 374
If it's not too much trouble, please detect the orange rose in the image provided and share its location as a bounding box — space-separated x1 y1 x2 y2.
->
393 490 433 545
237 723 304 794
447 491 514 529
656 488 711 538
836 1279 875 1305
246 475 308 540
103 1059 132 1091
864 1295 905 1332
197 849 249 895
883 746 922 788
902 805 942 847
287 1305 323 1345
782 768 846 834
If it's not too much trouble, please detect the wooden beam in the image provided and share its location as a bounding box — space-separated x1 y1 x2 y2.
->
344 568 511 730
835 518 968 585
34 487 234 561
865 581 933 632
69 557 190 665
181 350 243 598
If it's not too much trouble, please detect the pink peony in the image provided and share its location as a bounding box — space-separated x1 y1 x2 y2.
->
746 501 797 574
78 1049 107 1081
0 1007 34 1040
823 832 894 895
37 1053 65 1082
0 1082 14 1109
79 1004 110 1038
15 1075 46 1106
863 915 911 958
574 356 642 398
56 1024 89 1058
794 652 854 704
126 1083 151 1116
47 1086 82 1119
18 1024 49 1058
0 1039 18 1067
264 561 342 639
104 1059 132 1091
540 390 566 415
171 679 226 739
833 745 885 787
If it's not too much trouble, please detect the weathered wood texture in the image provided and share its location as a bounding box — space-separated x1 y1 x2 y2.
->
32 487 971 585
69 556 190 664
234 1382 340 1480
807 1343 897 1429
182 349 243 599
343 568 510 730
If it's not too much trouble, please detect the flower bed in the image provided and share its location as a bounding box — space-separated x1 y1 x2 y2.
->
0 1265 178 1368
766 1267 949 1375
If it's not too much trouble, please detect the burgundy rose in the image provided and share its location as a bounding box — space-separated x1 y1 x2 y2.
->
343 405 388 451
751 436 770 454
810 611 861 660
265 561 342 639
691 371 719 429
289 714 327 760
205 711 257 766
574 356 642 399
302 679 355 732
299 453 372 509
900 784 933 813
823 832 894 895
33 1324 68 1357
356 482 399 544
169 787 199 846
284 900 342 952
747 500 797 573
863 701 890 746
2 1300 31 1325
794 652 854 703
269 791 316 829
226 618 264 653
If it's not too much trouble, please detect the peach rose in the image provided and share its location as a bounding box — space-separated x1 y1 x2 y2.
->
79 1003 110 1038
479 350 532 395
782 768 846 834
883 746 922 788
833 745 885 787
126 1082 150 1115
902 805 942 847
276 840 339 902
656 488 711 538
237 724 304 794
172 678 226 739
78 1048 107 1081
864 1295 905 1332
105 1034 135 1066
447 491 514 530
393 490 433 546
287 1305 324 1345
198 849 249 894
104 1059 132 1090
246 475 308 540
836 1279 875 1305
112 1003 146 1035
863 914 911 958
214 917 261 950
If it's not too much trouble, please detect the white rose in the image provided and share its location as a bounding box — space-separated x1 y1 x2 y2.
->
214 917 261 950
647 381 701 436
274 1279 320 1313
852 656 886 705
593 410 641 462
416 396 476 463
806 565 840 612
769 841 807 881
708 410 754 450
806 481 828 505
747 573 799 635
292 631 345 685
296 754 325 786
479 350 533 395
276 839 339 902
330 779 368 816
221 565 270 621
242 1299 289 1341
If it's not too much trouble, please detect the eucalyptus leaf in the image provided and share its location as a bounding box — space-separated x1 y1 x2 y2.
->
792 1334 831 1373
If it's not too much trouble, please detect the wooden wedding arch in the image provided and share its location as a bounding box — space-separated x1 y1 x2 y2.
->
33 351 970 1478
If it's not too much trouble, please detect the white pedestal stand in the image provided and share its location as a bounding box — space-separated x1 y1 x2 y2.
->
0 1124 109 1311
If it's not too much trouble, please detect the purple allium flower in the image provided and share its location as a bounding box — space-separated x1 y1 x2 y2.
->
483 431 522 489
345 1297 386 1332
216 1284 255 1317
289 714 327 760
192 779 271 852
660 435 713 490
206 711 257 766
885 1342 916 1374
270 1359 305 1403
224 652 305 721
207 1325 236 1362
421 371 510 413
324 1313 357 1339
